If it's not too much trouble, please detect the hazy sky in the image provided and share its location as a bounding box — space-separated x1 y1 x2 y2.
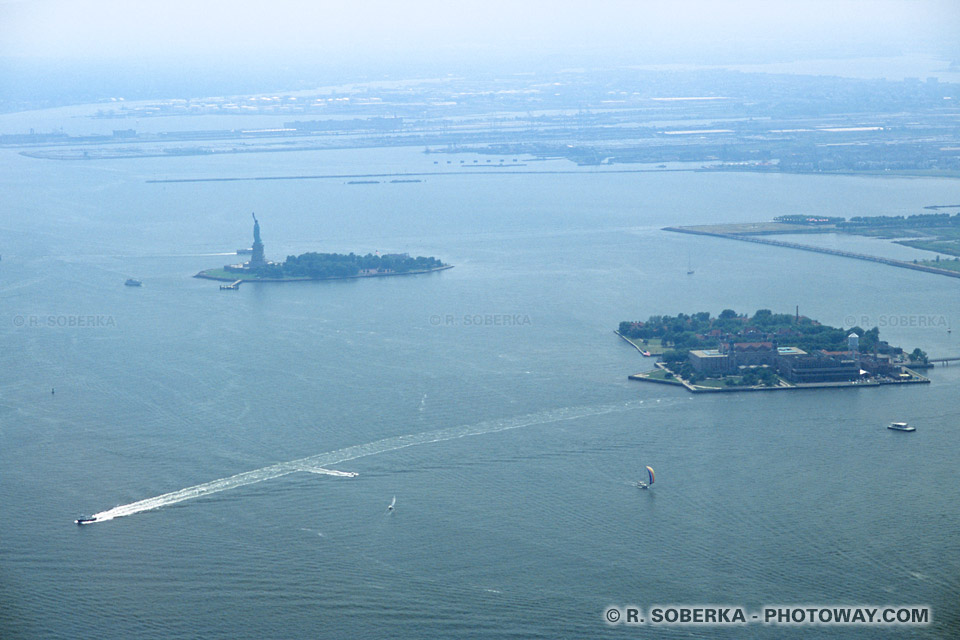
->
2 0 958 64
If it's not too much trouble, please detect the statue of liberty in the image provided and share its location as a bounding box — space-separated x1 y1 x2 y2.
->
250 212 265 267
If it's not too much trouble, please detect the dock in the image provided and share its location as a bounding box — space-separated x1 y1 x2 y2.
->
629 361 928 394
220 280 242 290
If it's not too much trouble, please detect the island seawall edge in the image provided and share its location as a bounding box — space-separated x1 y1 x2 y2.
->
194 264 454 282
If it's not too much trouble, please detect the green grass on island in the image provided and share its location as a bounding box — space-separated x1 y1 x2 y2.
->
639 368 682 383
621 336 667 355
899 241 960 258
196 268 309 281
916 258 960 272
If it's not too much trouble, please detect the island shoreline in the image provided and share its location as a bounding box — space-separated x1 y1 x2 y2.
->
619 308 933 394
194 264 453 282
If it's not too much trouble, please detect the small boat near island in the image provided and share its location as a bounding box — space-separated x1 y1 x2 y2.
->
887 422 916 432
124 278 142 287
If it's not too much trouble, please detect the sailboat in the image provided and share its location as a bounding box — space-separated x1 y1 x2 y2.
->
686 255 694 275
637 466 655 489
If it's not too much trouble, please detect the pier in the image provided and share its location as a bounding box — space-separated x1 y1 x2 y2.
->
664 227 960 280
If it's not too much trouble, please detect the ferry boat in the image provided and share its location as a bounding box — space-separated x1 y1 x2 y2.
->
124 278 142 287
887 422 916 432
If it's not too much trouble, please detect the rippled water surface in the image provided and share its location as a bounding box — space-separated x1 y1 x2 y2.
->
1 142 958 638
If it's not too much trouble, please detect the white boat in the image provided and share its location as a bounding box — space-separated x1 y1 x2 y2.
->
887 422 916 432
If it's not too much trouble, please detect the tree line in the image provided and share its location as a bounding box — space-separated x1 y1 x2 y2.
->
619 309 898 356
254 252 444 279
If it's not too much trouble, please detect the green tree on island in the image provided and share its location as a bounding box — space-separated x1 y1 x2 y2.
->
253 252 444 279
622 310 905 358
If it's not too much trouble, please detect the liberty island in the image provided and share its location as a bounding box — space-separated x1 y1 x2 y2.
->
195 214 452 282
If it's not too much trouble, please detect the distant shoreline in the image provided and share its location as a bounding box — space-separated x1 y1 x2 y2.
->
147 168 694 183
194 264 453 282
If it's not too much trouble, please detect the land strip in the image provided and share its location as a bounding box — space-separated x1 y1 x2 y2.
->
664 226 960 280
147 168 692 184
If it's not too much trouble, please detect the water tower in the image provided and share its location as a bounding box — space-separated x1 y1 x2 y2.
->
847 332 859 353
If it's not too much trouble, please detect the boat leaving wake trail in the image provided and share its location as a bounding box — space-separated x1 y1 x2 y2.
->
89 399 653 523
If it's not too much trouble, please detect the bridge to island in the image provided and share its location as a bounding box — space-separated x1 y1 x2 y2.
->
665 226 960 280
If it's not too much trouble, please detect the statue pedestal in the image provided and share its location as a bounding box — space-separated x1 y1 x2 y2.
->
250 240 265 268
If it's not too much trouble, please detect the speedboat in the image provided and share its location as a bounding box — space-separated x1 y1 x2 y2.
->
75 516 97 525
887 422 916 432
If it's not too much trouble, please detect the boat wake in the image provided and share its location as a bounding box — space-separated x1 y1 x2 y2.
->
294 465 359 477
87 398 654 523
